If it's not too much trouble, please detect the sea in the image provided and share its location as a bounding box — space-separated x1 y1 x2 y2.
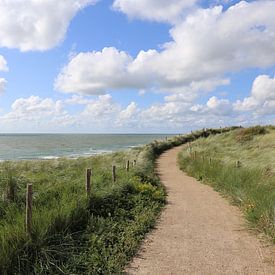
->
0 134 174 161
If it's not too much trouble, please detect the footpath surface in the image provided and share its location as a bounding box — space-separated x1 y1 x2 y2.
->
126 145 275 274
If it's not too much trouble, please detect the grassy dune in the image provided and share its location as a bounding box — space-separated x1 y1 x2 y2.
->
0 127 237 274
178 126 275 242
0 147 168 274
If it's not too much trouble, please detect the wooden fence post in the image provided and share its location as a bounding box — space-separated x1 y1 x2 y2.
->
86 168 91 195
126 160 130 172
26 184 32 237
112 165 116 182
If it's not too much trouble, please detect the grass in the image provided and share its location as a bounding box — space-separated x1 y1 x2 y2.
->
0 148 166 274
0 127 238 274
178 125 275 242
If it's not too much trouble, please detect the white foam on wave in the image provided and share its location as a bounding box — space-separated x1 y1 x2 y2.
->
39 156 60 160
84 149 113 156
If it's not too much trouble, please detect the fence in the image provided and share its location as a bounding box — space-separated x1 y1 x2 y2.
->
24 159 137 236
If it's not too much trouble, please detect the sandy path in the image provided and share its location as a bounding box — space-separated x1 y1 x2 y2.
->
126 145 274 274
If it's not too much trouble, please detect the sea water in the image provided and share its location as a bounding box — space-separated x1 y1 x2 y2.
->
0 134 173 161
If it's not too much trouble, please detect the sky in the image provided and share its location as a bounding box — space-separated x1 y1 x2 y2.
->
0 0 275 133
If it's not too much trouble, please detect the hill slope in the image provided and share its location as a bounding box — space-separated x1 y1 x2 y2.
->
178 126 275 242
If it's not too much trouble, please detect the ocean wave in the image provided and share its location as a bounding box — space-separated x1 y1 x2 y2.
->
124 144 143 148
85 149 113 155
39 156 60 160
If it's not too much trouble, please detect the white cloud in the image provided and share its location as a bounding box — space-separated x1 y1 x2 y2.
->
0 78 7 95
80 94 120 123
0 89 272 133
55 47 136 95
56 1 275 100
164 78 230 102
147 1 275 86
234 74 275 115
116 102 139 127
189 95 234 118
113 0 197 23
0 0 97 51
0 55 8 71
2 96 64 123
251 74 275 103
206 96 232 115
0 95 76 132
117 102 138 120
234 97 258 112
140 100 193 129
65 95 92 105
138 89 146 96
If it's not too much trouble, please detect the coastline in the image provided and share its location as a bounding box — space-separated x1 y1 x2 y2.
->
0 134 172 161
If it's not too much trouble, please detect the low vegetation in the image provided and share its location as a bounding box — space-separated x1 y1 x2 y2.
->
0 126 238 274
0 149 165 274
178 125 275 242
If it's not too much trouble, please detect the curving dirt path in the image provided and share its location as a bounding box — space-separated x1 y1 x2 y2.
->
126 145 274 274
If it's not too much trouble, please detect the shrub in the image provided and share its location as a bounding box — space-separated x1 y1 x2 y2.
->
235 126 267 143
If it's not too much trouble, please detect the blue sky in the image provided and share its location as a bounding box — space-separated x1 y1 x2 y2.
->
0 0 275 133
1 0 170 107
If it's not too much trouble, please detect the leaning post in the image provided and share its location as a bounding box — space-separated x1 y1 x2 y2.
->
26 184 33 237
86 168 91 196
112 165 116 182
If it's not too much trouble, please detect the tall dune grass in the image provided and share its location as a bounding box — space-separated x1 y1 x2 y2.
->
178 126 275 242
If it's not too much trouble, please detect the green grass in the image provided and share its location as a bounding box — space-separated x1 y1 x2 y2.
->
0 127 238 274
178 126 275 242
0 148 167 274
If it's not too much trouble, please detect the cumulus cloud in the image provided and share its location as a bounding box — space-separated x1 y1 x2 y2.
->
0 0 97 51
56 1 275 100
206 96 232 115
81 94 119 117
112 0 197 23
2 96 64 123
0 78 7 95
55 47 230 97
0 55 8 71
251 75 275 103
0 56 8 95
234 74 275 115
116 102 139 127
0 89 272 132
147 1 275 86
55 47 136 94
65 95 92 105
164 78 230 102
0 95 75 132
